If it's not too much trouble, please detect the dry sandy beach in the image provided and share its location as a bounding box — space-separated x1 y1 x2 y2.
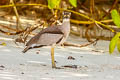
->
0 34 120 80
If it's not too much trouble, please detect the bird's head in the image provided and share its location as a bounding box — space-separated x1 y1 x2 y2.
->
63 11 71 21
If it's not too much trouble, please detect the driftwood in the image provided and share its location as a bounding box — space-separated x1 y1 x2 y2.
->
63 39 99 47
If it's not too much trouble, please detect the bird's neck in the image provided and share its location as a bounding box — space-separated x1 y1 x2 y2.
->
63 18 70 23
61 18 70 36
62 18 70 27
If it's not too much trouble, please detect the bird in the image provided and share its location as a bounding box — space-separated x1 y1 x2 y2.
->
22 11 71 68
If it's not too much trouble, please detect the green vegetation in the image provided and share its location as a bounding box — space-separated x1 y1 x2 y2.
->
0 0 120 54
47 0 77 8
109 9 120 54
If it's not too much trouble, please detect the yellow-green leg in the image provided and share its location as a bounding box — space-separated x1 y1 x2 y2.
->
51 46 56 68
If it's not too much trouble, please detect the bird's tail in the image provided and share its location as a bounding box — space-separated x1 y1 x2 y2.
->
22 46 30 53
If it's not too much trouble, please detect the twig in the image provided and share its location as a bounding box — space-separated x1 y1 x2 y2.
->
70 19 94 24
101 0 118 20
63 39 99 47
0 25 17 31
10 0 23 30
0 3 115 33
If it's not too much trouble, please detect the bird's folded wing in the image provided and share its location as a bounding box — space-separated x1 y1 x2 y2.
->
37 33 63 45
39 25 63 34
26 25 63 46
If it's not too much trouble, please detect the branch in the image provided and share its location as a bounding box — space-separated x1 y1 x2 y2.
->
0 3 115 33
63 39 99 47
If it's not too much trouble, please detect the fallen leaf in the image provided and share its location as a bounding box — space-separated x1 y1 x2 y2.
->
0 42 6 46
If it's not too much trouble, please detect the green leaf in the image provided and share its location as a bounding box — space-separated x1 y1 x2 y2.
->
69 0 77 7
109 32 120 54
111 9 120 28
47 0 61 9
117 38 120 52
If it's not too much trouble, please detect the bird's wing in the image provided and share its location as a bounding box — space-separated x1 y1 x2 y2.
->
26 25 63 46
25 35 39 46
37 33 63 45
39 25 63 34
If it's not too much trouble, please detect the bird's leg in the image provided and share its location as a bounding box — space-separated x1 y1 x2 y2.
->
51 45 56 68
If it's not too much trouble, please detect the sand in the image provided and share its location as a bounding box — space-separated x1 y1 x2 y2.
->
0 34 120 80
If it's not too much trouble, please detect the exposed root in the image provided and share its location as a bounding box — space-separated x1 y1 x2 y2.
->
63 39 99 47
